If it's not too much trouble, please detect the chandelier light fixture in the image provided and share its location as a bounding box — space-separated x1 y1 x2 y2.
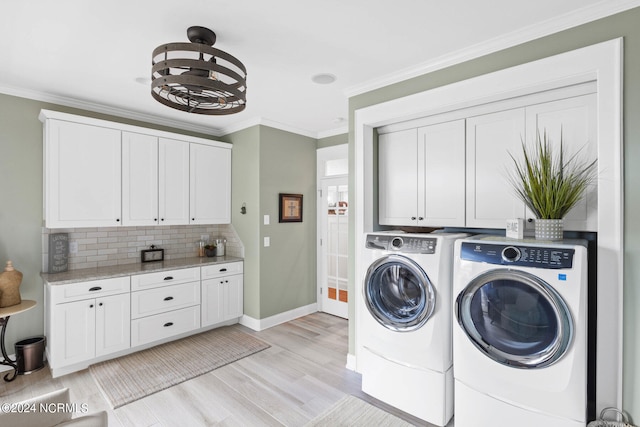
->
151 26 247 115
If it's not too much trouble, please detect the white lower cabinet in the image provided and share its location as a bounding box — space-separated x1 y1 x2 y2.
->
46 277 131 372
45 261 243 377
201 262 244 327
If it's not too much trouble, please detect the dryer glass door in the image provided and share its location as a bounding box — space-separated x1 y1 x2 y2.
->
455 269 573 368
364 254 435 331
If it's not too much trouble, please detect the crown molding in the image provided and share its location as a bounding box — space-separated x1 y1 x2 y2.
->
0 84 229 137
317 126 349 139
344 0 640 98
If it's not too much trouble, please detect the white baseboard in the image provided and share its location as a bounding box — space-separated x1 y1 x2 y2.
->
239 303 319 331
346 353 357 371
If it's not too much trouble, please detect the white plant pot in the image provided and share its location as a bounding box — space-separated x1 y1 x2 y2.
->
534 218 564 240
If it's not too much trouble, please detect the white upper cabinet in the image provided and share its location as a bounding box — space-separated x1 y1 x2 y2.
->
122 132 159 226
41 110 232 228
190 142 232 224
44 119 122 228
525 93 597 231
419 120 466 227
466 108 527 228
159 137 190 225
378 128 419 226
378 120 465 227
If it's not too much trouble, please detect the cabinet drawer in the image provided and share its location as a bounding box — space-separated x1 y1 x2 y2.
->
131 306 200 347
49 277 130 304
131 267 200 291
201 262 243 279
131 281 200 319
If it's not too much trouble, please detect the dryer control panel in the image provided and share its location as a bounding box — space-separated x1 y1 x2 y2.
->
460 241 574 269
365 234 437 254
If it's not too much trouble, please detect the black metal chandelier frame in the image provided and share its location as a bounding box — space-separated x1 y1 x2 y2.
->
151 26 247 115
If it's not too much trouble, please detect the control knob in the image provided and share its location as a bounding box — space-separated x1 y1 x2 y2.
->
501 246 521 262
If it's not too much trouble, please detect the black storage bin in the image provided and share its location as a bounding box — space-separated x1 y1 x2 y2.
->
15 336 46 374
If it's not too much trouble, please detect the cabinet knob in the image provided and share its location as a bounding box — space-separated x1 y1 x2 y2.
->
154 218 158 222
116 218 120 222
89 304 94 308
99 302 103 307
418 217 424 221
161 218 165 221
192 218 195 221
411 216 416 220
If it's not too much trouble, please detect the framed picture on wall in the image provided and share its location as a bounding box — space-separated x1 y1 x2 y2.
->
279 193 303 222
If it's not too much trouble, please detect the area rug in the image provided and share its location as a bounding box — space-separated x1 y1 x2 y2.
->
90 326 270 408
305 395 415 427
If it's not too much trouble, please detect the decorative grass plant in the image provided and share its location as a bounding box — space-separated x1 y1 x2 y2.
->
509 130 597 219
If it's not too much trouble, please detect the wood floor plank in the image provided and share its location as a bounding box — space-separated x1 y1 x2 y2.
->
0 312 435 426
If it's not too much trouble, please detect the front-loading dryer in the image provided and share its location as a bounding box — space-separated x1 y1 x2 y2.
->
452 235 588 427
357 231 467 426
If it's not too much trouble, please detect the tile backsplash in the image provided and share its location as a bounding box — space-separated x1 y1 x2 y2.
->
42 224 243 272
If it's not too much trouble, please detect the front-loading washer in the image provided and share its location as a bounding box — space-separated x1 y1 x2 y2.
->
452 235 588 427
357 231 467 426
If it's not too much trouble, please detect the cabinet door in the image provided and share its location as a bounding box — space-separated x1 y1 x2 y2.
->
45 120 122 228
122 132 159 226
223 275 244 321
95 293 130 357
201 278 223 327
158 137 190 225
50 299 96 367
418 120 466 227
525 94 597 231
190 143 232 224
378 129 419 226
466 108 526 228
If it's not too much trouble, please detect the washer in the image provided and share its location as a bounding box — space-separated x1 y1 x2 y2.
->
358 231 467 426
453 236 588 427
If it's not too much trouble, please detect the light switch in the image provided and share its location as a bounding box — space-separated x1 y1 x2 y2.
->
264 237 270 247
264 215 270 225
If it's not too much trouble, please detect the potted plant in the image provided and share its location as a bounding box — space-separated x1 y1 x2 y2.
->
508 130 597 240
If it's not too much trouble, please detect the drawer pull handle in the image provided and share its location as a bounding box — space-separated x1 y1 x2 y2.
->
220 268 227 272
164 296 174 301
164 322 174 327
164 276 174 281
89 286 102 291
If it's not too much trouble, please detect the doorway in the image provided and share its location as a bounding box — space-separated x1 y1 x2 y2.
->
317 144 348 319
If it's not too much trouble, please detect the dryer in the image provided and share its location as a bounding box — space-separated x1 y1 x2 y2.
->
357 231 467 426
452 235 588 427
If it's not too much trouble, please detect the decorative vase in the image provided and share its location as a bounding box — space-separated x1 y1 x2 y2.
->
534 219 564 241
0 260 23 308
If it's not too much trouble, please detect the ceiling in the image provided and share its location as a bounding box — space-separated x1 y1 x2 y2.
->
1 0 637 139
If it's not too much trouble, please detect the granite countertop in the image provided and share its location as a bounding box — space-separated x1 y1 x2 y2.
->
41 256 243 285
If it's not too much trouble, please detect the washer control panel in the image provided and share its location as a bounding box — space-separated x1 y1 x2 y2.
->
460 241 574 269
366 234 437 254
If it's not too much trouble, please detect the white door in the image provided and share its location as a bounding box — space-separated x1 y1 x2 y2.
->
95 293 131 357
319 177 349 318
158 137 190 225
190 143 231 224
46 120 122 228
122 132 159 226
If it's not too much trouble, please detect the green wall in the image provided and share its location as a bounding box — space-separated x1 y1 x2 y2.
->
348 6 640 420
317 133 348 149
222 125 318 319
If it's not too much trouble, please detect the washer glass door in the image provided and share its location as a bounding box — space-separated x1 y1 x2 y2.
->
456 269 573 368
364 254 435 331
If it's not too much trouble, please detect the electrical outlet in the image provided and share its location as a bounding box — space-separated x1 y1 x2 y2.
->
264 237 270 247
69 241 78 254
200 234 209 241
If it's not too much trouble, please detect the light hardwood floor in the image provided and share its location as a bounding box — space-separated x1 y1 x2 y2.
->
0 312 438 426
